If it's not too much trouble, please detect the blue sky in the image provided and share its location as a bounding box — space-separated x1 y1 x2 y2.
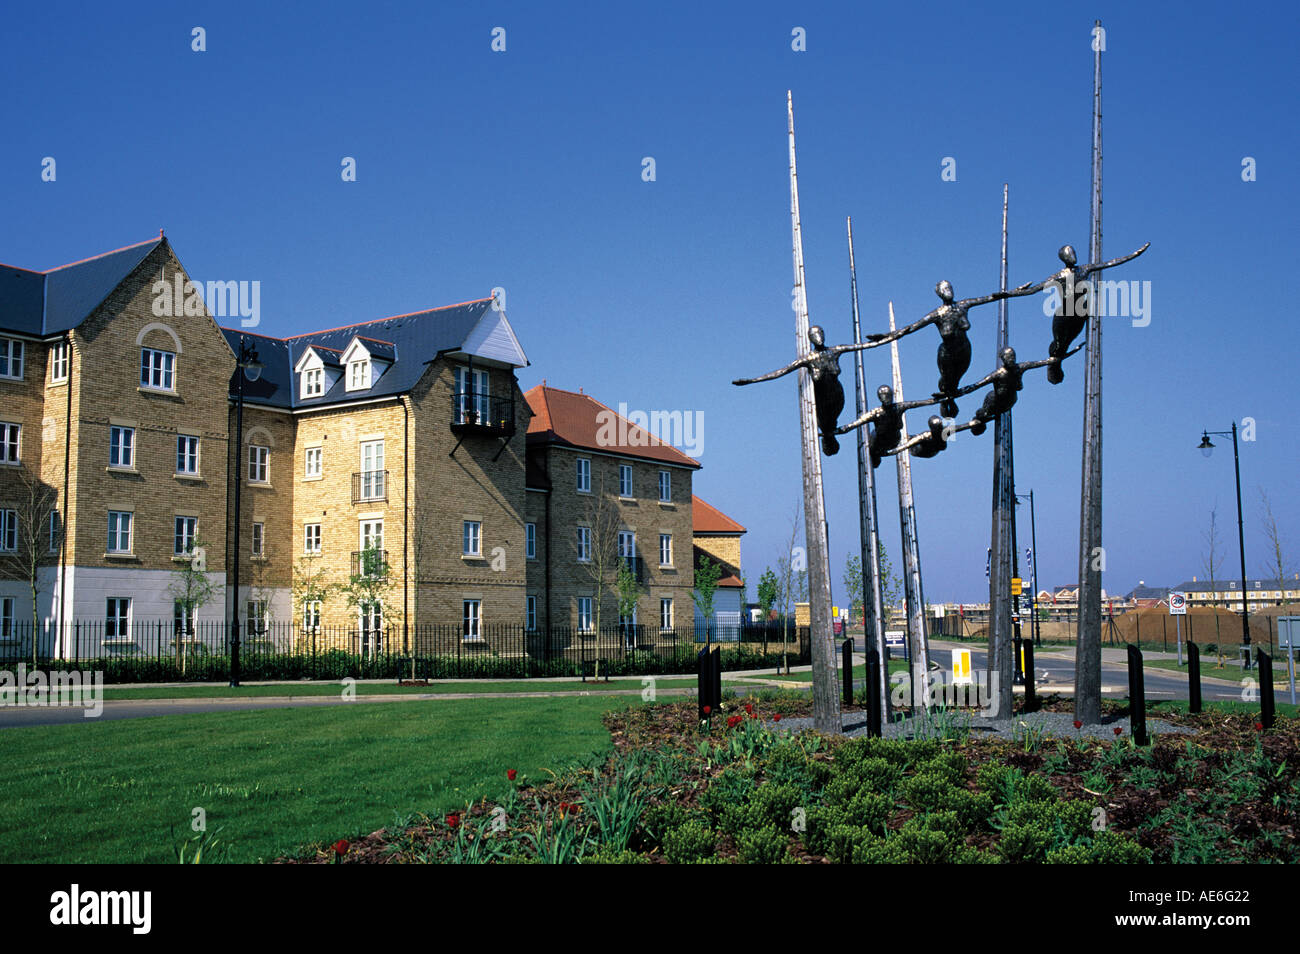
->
3 1 1296 604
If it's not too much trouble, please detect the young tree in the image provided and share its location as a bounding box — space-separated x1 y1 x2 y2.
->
292 555 337 651
844 554 864 624
774 502 803 673
877 540 903 617
757 567 779 622
692 554 723 647
0 468 60 665
1203 507 1226 663
342 542 393 659
615 556 642 648
166 535 218 675
578 471 624 635
1260 489 1294 619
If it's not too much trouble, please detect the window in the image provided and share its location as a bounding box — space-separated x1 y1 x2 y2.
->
454 367 490 423
347 359 370 391
173 600 197 638
105 597 131 640
0 338 24 379
107 511 133 553
659 533 673 566
619 464 633 498
303 367 324 398
0 597 13 638
658 470 671 502
304 523 322 554
304 446 322 479
140 347 175 391
0 423 19 464
48 511 61 553
462 520 481 557
576 457 591 493
176 435 199 474
525 522 536 560
578 597 593 633
49 342 69 383
109 426 134 468
359 440 384 499
248 445 269 483
463 599 482 641
251 522 265 557
246 600 267 637
0 509 16 552
302 600 322 632
526 595 537 632
576 526 591 563
660 597 674 632
173 516 197 555
618 530 635 561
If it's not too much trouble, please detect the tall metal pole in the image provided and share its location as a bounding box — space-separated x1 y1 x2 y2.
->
230 339 245 688
889 303 930 707
787 91 841 733
989 184 1014 716
847 217 890 720
1028 490 1040 647
1074 20 1105 724
1231 422 1251 649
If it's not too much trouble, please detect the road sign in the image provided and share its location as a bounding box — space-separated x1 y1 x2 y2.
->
1169 592 1187 616
952 648 972 685
1011 577 1023 596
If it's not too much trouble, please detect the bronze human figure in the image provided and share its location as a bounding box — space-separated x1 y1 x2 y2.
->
1022 242 1150 383
833 383 954 468
733 325 878 455
866 280 1039 418
954 343 1084 435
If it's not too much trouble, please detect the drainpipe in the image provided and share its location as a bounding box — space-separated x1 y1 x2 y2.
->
403 397 409 655
58 333 72 657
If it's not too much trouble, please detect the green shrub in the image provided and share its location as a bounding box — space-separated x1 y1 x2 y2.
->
939 788 996 832
916 750 968 786
902 769 958 813
698 767 758 820
736 825 794 864
639 803 695 847
663 820 715 864
823 825 910 864
583 846 649 864
749 782 805 831
998 821 1052 863
761 743 821 792
1082 831 1152 864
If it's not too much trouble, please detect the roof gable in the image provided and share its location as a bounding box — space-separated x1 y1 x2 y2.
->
693 495 746 534
524 384 701 469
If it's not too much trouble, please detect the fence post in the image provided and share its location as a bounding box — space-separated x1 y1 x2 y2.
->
697 647 713 721
865 648 882 737
1126 643 1149 745
1023 640 1036 713
1258 650 1275 730
1187 640 1202 713
841 637 853 706
1162 615 1167 653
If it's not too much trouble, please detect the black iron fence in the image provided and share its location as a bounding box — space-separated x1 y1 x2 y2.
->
0 619 810 683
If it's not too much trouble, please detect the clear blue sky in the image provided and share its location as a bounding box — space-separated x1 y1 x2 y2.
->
3 1 1296 603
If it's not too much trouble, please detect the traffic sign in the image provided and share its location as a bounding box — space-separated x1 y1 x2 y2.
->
1169 592 1187 616
1011 577 1023 596
952 648 972 685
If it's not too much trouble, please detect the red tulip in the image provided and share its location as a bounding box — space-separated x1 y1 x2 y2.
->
507 769 517 781
332 839 349 856
744 703 754 715
1113 727 1122 736
1255 722 1264 731
446 813 460 829
703 705 711 716
773 713 782 722
750 713 758 721
1073 720 1083 730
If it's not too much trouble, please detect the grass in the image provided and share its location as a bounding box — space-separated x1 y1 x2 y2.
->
766 660 910 684
1147 698 1300 718
0 695 636 863
1143 656 1295 685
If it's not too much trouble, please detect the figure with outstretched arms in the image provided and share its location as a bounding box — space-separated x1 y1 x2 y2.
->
881 414 975 460
1019 242 1150 383
955 342 1085 434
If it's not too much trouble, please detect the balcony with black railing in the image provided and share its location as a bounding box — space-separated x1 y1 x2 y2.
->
451 390 515 438
350 549 390 578
352 470 388 503
618 555 645 584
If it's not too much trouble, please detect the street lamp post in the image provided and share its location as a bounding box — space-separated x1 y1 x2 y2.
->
1198 424 1251 662
1016 490 1040 647
229 337 263 687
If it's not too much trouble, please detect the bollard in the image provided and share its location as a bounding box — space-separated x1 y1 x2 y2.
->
1022 640 1036 713
1258 650 1275 730
865 648 882 738
1187 641 1202 714
841 638 854 706
1012 635 1024 685
1126 643 1149 746
712 645 722 713
697 648 713 722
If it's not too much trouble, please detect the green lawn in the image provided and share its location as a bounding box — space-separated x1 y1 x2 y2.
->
1 695 635 864
765 660 910 684
1143 656 1296 687
1147 698 1300 718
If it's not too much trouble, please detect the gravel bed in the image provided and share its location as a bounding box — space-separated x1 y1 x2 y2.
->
773 708 1194 741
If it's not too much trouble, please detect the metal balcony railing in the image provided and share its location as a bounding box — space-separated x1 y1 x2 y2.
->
451 390 515 437
350 549 390 578
352 470 388 503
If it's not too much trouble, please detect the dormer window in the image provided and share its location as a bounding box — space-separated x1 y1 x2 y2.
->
348 359 371 391
304 367 323 397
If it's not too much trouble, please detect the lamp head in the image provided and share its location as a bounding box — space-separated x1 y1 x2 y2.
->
1198 432 1214 458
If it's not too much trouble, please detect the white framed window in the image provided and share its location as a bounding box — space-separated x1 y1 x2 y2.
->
0 509 16 552
246 600 267 637
526 595 537 632
525 522 536 560
251 522 265 557
358 440 384 499
658 470 671 502
248 445 269 483
360 518 384 552
463 599 482 641
619 463 633 498
659 533 672 566
105 597 131 640
303 367 324 398
173 600 197 638
302 600 322 632
173 516 197 555
109 425 134 468
660 597 673 632
576 457 591 493
48 511 61 553
176 435 199 475
0 423 19 464
347 359 370 391
304 523 322 554
576 526 591 563
618 530 635 561
304 446 322 479
140 347 175 391
107 511 133 553
454 366 490 424
0 338 24 380
0 597 13 638
49 341 69 383
462 520 481 557
577 596 593 633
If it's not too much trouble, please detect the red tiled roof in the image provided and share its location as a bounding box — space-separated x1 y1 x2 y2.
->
716 573 744 588
523 385 701 469
692 495 746 534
